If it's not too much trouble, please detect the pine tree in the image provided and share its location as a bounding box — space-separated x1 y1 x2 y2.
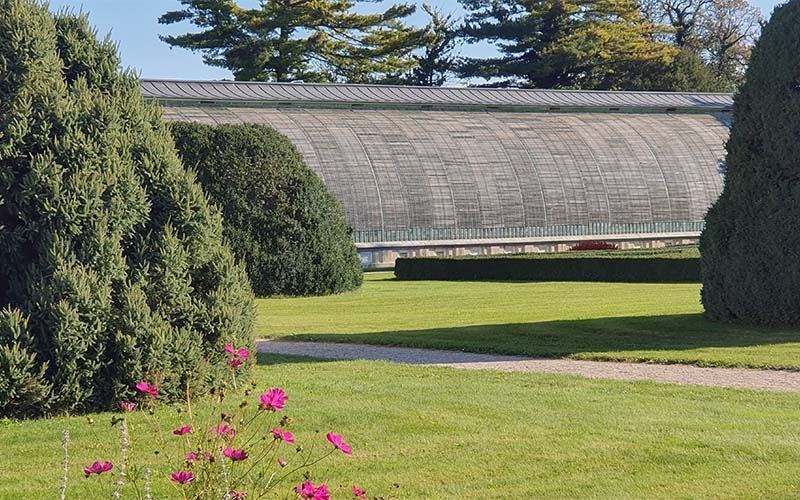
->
458 0 678 89
700 0 800 325
0 0 254 416
405 4 460 86
159 0 427 83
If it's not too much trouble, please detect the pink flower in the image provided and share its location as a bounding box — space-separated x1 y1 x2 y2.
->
225 344 251 359
277 458 288 467
271 427 295 443
119 401 135 412
211 424 237 439
326 432 353 455
312 484 330 500
297 482 316 498
173 425 192 436
187 451 214 465
171 471 194 484
135 381 158 397
230 491 248 499
83 461 113 477
223 447 248 461
228 358 243 368
259 388 287 411
352 486 367 499
296 482 330 500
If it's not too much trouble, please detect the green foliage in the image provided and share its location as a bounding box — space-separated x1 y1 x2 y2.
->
158 0 427 83
395 253 700 282
700 0 800 325
0 0 255 416
0 308 53 418
643 0 763 92
169 122 362 297
457 0 679 89
653 47 727 92
400 4 460 86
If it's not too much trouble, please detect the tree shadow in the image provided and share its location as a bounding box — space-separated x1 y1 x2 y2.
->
279 313 800 359
256 352 337 366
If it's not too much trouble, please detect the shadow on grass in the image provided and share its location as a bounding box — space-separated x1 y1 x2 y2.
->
256 353 336 366
278 313 800 360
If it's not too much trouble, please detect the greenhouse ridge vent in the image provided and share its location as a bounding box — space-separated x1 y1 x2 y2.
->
142 79 733 268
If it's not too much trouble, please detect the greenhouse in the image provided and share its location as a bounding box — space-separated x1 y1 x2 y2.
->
142 80 732 267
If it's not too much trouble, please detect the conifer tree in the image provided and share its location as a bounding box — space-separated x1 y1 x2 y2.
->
159 0 427 83
700 0 800 324
0 0 254 416
458 0 678 89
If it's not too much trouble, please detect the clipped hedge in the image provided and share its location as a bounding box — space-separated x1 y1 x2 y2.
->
170 122 363 297
0 1 254 417
395 251 700 282
700 0 800 325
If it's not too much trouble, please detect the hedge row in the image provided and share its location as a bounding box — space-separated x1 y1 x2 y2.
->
394 254 700 282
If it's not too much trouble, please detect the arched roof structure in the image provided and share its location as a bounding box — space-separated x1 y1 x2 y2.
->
143 79 732 244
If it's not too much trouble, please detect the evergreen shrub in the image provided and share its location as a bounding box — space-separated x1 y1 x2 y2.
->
169 122 363 297
700 0 800 324
0 0 254 416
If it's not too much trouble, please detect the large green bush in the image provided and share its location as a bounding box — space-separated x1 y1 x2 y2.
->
700 0 800 325
170 122 363 296
0 0 254 416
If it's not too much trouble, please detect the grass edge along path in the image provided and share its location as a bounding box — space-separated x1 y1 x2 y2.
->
2 356 799 499
258 273 800 371
257 340 800 392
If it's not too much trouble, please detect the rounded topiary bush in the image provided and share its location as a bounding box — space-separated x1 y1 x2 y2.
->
0 0 254 417
169 122 363 297
700 0 800 325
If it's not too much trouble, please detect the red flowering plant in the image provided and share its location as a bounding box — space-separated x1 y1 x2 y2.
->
61 343 377 499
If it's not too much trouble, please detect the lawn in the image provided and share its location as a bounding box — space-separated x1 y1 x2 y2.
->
4 356 799 499
257 273 800 370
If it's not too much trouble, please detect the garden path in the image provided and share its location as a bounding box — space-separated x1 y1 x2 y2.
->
257 340 800 393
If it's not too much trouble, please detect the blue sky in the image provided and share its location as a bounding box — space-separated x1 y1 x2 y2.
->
48 0 785 81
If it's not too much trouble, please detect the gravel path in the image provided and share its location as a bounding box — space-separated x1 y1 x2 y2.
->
257 340 800 393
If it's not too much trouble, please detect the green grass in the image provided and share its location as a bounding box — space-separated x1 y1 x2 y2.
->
4 357 799 499
258 273 800 370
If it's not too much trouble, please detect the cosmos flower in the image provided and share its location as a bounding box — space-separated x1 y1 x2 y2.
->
259 388 287 411
211 424 237 440
135 381 158 397
271 427 295 443
171 471 194 484
326 432 353 455
223 447 248 461
84 461 113 477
